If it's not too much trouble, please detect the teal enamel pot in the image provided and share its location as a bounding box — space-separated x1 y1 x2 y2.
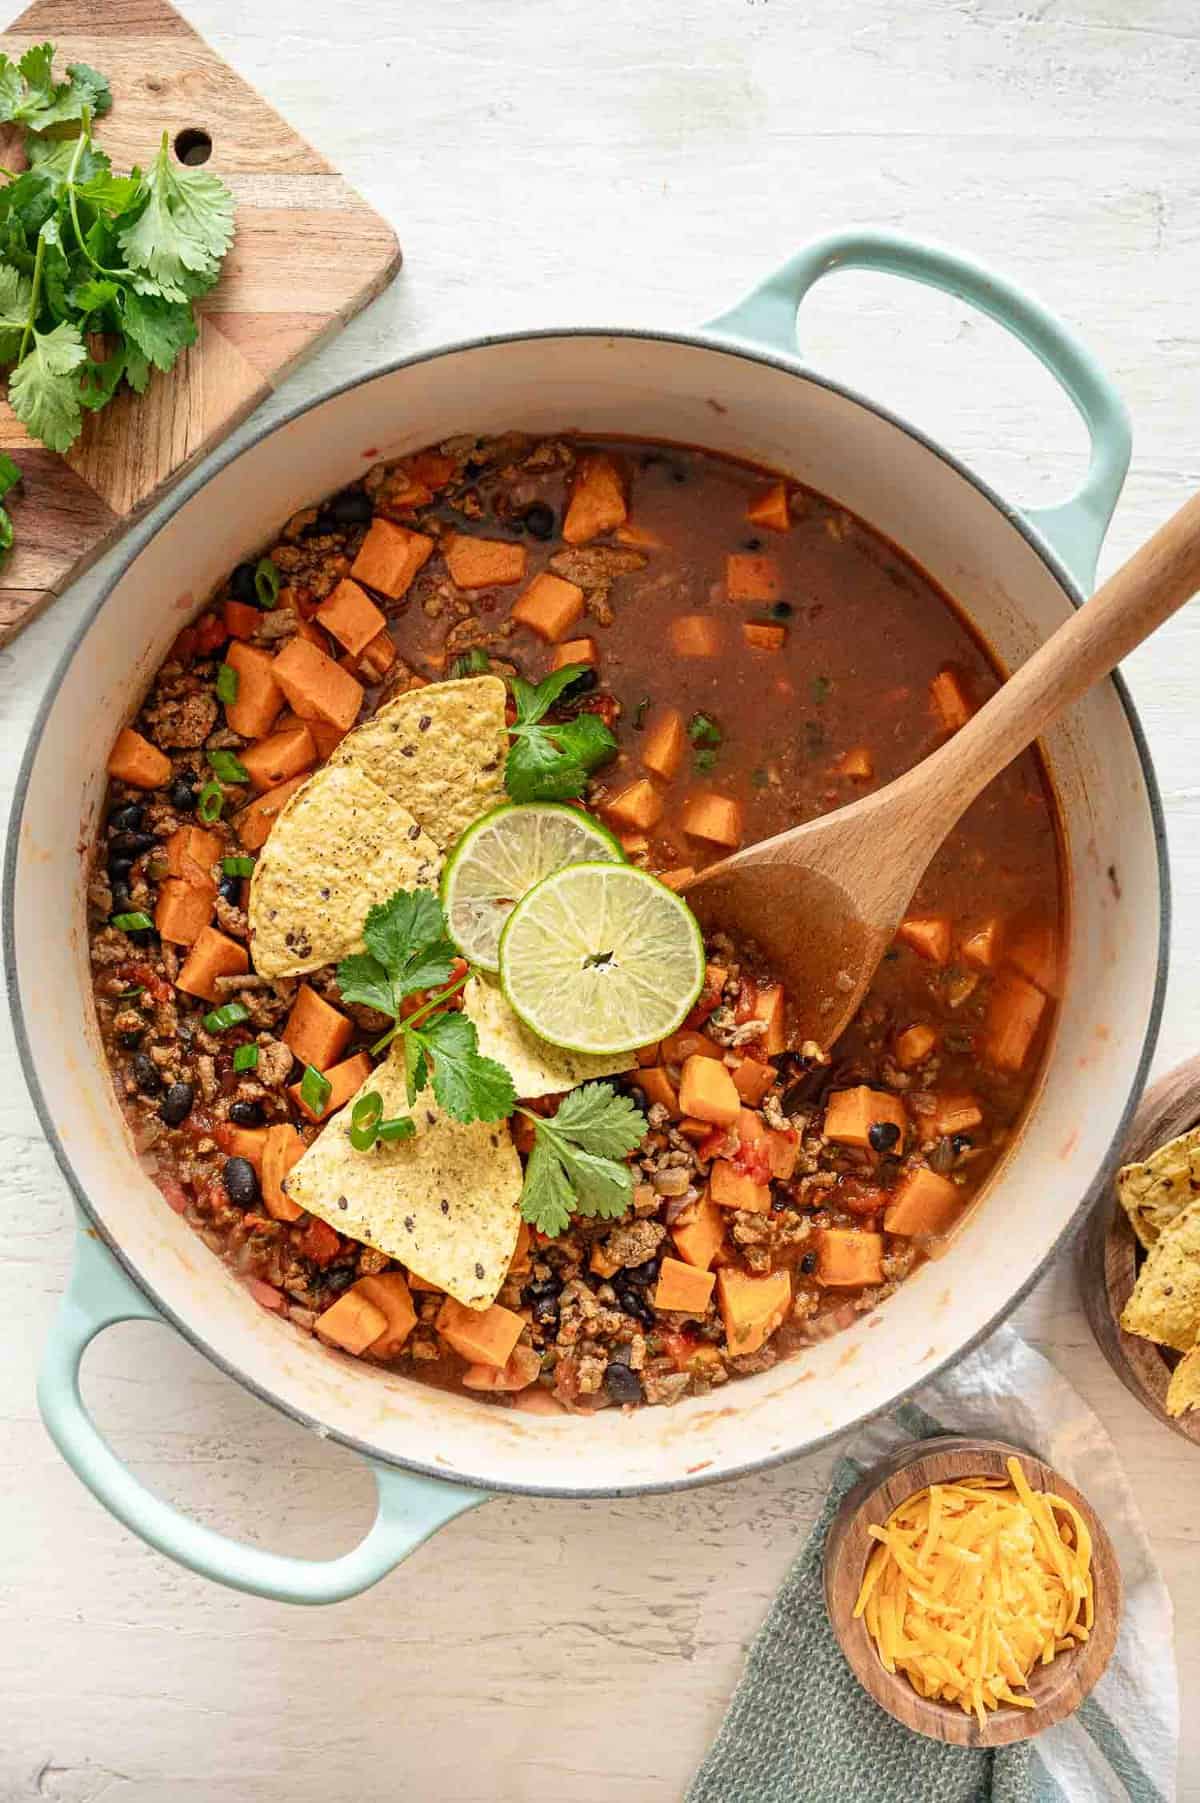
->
5 229 1167 1602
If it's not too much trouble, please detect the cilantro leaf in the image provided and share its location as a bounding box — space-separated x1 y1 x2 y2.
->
412 1009 516 1124
0 264 32 363
510 664 584 727
361 888 458 1000
335 951 397 1021
402 1031 428 1106
121 287 198 372
118 132 234 302
0 46 112 132
505 665 617 803
9 318 85 451
518 1083 648 1236
0 449 19 556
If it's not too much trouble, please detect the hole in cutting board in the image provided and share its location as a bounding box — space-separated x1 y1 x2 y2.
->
173 127 213 166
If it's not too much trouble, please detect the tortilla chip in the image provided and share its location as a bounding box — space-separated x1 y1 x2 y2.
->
1117 1124 1200 1250
1166 1345 1200 1419
331 674 508 851
1120 1200 1200 1353
248 764 441 978
283 1044 522 1308
463 975 636 1099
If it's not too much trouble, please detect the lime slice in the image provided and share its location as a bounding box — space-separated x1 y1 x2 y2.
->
498 861 705 1055
441 803 624 971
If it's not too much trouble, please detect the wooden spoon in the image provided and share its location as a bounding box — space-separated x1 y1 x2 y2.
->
685 491 1200 1047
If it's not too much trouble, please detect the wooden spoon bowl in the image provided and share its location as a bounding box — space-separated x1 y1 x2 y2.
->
1079 1054 1200 1448
823 1436 1122 1746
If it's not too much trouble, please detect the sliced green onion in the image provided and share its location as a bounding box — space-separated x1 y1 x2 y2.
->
203 1000 250 1033
377 1116 415 1144
114 985 145 1001
300 1064 332 1117
221 855 255 878
694 748 717 773
216 662 239 705
233 1043 260 1072
112 910 154 932
688 711 722 747
255 557 281 608
197 780 225 823
349 1090 383 1151
450 647 490 678
207 748 249 785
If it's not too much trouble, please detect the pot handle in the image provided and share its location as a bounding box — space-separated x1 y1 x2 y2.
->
39 1227 486 1604
707 227 1131 590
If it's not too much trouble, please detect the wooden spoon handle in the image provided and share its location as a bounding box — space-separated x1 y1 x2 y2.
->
911 488 1200 824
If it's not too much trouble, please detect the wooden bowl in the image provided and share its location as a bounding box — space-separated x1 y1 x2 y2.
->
823 1436 1122 1746
1079 1053 1200 1447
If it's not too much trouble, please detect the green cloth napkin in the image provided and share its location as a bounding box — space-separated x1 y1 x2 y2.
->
687 1328 1176 1803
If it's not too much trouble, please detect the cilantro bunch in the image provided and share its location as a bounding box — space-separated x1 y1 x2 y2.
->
505 664 617 802
0 43 235 481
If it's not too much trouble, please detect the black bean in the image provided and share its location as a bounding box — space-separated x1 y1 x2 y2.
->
560 667 598 699
230 561 258 604
109 882 133 915
222 1156 260 1208
107 853 134 879
331 489 373 526
621 1257 660 1289
951 1133 974 1156
117 1025 143 1050
218 873 241 905
304 509 338 538
159 1081 194 1127
168 776 197 813
743 535 762 551
228 1099 265 1127
522 502 555 540
770 601 793 620
800 1251 817 1275
604 1361 643 1405
615 1284 655 1328
108 802 144 832
523 1275 562 1302
868 1120 902 1154
671 466 688 485
531 1295 559 1328
131 1052 163 1097
110 830 155 858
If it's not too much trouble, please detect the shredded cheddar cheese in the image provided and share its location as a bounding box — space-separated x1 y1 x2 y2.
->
853 1456 1094 1728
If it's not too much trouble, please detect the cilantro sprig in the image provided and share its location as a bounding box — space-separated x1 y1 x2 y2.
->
336 889 516 1126
517 1083 649 1237
505 665 617 803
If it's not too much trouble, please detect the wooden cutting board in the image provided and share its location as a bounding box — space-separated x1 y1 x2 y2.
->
0 0 401 644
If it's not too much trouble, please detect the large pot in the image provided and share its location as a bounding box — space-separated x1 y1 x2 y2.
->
5 229 1168 1603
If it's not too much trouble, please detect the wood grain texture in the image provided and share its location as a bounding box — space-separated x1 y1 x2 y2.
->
1079 1055 1200 1448
0 0 401 645
823 1436 1122 1746
2 0 1200 1798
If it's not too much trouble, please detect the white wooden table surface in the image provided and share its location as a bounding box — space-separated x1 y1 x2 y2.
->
2 1 1198 1797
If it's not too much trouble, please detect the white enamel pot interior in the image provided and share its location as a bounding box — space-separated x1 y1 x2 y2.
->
8 329 1167 1497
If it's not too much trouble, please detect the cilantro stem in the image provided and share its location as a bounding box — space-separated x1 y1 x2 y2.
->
64 108 123 281
0 165 17 181
370 968 471 1057
17 228 46 364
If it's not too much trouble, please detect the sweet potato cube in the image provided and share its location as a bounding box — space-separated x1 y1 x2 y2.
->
445 535 527 589
668 614 721 658
283 984 353 1072
929 1093 983 1138
272 637 364 734
824 1086 908 1152
1007 921 1059 996
836 746 874 780
315 578 387 658
550 636 599 670
315 1290 388 1356
511 571 585 642
639 707 685 781
460 1345 542 1392
562 453 627 545
223 598 260 640
710 1160 771 1213
742 621 786 651
405 1269 443 1294
661 1028 723 1065
222 1125 269 1172
884 1167 962 1238
726 553 781 603
767 1129 799 1181
984 971 1046 1072
752 984 786 1056
717 1267 791 1355
732 1056 775 1105
672 1195 727 1270
225 641 284 740
602 778 664 832
108 727 171 790
165 825 223 887
155 876 215 946
261 1124 306 1222
680 791 742 848
658 865 696 891
288 1050 374 1123
234 773 309 850
678 1055 740 1127
930 666 973 733
589 1242 621 1279
354 1272 417 1357
239 724 316 794
894 1023 939 1069
350 518 434 600
655 1257 716 1313
358 630 397 681
746 482 791 532
176 926 248 1003
615 521 664 550
437 1297 525 1368
896 915 952 965
816 1228 884 1287
962 918 1003 973
630 1066 680 1114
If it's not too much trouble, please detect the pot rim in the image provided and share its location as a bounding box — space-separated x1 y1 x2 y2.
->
3 323 1171 1498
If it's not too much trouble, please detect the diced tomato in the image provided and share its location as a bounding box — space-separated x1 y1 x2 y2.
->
245 1277 286 1312
730 1133 773 1186
169 625 197 664
733 977 759 1024
696 1125 736 1164
298 1218 342 1266
192 612 228 656
839 1179 889 1218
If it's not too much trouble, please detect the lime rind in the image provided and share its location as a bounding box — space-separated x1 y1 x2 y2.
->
498 860 705 1056
440 802 623 971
